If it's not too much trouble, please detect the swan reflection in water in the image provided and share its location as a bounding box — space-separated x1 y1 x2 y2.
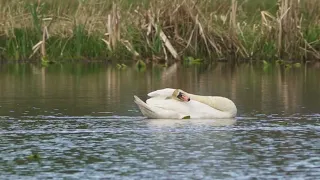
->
145 118 237 128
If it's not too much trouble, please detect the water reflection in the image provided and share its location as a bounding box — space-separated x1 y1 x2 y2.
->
146 118 237 128
0 62 319 117
0 63 319 179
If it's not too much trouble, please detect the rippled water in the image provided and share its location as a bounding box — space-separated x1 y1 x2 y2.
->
0 63 319 179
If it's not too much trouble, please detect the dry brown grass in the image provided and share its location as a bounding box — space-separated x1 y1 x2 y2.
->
0 0 319 62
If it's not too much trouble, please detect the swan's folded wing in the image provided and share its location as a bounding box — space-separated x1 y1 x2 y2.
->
147 88 175 97
134 95 188 119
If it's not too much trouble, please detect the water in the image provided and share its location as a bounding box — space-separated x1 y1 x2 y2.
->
0 63 319 179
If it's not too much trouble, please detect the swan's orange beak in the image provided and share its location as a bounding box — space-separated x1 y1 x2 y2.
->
177 92 190 102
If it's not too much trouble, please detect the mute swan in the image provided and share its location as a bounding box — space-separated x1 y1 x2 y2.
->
134 88 237 119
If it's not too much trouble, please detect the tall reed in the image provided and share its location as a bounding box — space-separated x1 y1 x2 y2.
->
0 0 319 62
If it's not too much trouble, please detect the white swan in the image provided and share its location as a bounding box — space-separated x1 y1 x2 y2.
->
134 88 237 119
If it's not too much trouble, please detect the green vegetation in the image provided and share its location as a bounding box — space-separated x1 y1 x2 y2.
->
0 0 319 63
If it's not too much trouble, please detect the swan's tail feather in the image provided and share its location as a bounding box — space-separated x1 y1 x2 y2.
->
134 95 158 119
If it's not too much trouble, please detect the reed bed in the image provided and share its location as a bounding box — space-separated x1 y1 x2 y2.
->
0 0 319 63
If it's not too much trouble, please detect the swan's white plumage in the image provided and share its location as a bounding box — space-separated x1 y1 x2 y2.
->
134 96 187 119
135 88 237 119
147 88 175 97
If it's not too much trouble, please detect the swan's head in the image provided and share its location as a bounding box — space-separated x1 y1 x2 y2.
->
173 89 190 102
177 91 190 102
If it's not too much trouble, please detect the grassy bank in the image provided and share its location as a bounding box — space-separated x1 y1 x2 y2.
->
0 0 319 63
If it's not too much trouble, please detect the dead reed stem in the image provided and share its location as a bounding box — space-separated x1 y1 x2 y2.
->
105 3 120 51
277 0 301 59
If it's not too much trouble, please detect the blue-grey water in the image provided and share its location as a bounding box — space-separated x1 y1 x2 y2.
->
0 63 319 179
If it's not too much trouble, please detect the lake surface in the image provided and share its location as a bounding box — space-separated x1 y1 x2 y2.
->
0 62 319 179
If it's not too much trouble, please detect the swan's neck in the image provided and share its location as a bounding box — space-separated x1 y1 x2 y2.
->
186 93 237 117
